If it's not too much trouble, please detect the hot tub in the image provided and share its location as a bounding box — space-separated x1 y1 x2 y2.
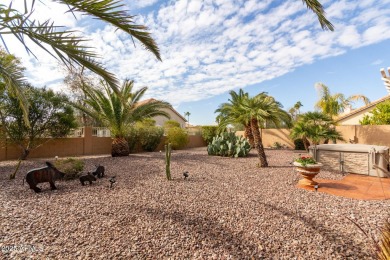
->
309 144 389 178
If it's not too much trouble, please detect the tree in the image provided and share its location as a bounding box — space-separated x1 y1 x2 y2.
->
216 89 254 147
216 89 291 167
0 0 161 100
290 111 344 151
71 79 171 157
0 85 77 161
360 100 390 125
315 83 370 118
184 112 191 125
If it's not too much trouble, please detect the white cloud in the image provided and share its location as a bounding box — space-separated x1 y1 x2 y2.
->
4 0 390 106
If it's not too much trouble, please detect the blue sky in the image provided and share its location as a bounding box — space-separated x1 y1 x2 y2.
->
4 0 390 125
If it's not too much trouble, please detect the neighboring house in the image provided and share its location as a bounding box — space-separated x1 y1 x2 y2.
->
137 98 187 128
336 95 390 125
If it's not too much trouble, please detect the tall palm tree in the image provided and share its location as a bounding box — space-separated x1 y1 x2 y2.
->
184 112 191 125
0 0 161 98
72 79 170 156
315 83 370 118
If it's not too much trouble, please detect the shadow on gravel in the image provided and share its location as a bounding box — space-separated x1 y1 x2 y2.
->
258 201 369 257
138 206 260 257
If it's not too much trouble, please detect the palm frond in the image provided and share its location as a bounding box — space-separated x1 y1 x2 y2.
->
302 0 334 31
56 0 161 60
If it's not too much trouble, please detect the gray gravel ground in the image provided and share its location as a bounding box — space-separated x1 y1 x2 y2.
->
0 148 389 259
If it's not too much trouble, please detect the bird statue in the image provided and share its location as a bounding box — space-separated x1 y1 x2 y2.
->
183 171 189 179
109 176 116 188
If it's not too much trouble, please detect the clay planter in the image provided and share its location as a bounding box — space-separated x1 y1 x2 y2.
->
293 162 323 187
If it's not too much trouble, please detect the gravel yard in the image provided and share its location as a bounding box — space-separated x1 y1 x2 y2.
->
1 148 388 259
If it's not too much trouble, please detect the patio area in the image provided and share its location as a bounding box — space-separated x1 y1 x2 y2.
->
298 174 390 200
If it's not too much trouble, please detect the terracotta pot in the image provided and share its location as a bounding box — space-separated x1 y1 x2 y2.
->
293 162 323 187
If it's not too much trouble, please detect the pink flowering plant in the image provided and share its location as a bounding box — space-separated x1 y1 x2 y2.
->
295 155 317 166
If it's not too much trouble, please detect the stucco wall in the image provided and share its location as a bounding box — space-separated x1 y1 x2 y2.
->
0 127 205 161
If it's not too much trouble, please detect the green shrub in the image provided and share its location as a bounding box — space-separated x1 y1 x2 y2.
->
164 120 180 129
165 127 189 149
54 158 84 180
201 126 218 144
126 124 164 152
207 132 251 157
126 127 140 153
139 126 164 151
293 139 305 150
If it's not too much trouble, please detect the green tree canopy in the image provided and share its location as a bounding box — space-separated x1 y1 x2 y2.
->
0 84 77 160
360 100 390 125
71 79 171 156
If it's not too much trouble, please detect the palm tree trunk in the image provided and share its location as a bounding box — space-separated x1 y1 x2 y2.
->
244 124 254 147
303 137 311 152
250 118 268 167
111 137 130 157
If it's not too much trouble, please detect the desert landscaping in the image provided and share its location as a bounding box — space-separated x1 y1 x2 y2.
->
1 148 387 259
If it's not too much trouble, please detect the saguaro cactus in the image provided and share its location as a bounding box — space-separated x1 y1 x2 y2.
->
165 143 172 180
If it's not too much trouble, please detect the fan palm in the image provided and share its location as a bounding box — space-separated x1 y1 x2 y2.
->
72 79 170 156
216 89 254 147
0 0 160 100
216 89 291 167
290 111 344 151
315 83 370 118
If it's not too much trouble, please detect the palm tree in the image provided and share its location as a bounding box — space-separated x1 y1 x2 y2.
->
290 111 344 151
216 89 254 147
216 90 291 167
0 1 161 98
294 101 303 115
184 112 191 125
315 83 370 118
72 79 170 156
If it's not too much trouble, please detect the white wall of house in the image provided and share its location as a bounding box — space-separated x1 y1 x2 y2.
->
153 107 187 128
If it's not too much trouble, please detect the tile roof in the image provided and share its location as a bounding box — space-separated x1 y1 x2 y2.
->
336 95 390 122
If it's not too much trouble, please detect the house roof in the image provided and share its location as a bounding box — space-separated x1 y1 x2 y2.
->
336 95 390 122
137 98 187 122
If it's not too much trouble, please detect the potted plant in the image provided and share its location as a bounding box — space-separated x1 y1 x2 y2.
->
293 155 323 187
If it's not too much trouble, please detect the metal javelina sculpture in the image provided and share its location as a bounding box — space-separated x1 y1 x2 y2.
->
79 172 96 186
92 165 105 178
25 162 65 193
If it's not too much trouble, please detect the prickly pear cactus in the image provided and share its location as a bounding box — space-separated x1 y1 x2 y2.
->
207 132 251 157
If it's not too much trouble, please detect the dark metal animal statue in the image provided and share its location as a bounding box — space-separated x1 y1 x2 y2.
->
109 176 116 188
25 162 65 193
92 165 105 178
79 172 96 186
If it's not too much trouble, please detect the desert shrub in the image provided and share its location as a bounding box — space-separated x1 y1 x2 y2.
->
139 126 164 151
126 123 164 152
54 158 84 180
294 139 305 150
201 126 218 144
165 127 189 149
207 132 251 157
164 120 180 129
